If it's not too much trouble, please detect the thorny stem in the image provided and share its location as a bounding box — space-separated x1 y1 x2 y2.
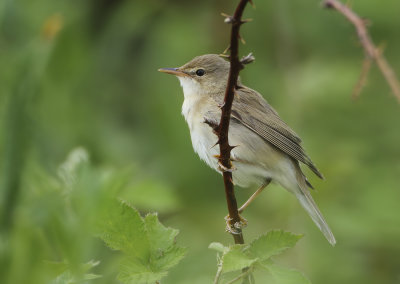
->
323 0 400 102
217 0 249 245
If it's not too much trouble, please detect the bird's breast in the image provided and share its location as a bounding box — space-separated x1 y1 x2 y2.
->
182 97 220 170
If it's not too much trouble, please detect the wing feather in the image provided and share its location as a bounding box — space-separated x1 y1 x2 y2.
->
207 86 324 179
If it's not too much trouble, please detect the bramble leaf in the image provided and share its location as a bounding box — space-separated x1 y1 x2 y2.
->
261 260 311 284
210 231 308 283
222 244 257 273
48 260 101 284
248 230 303 260
209 242 228 253
99 201 186 284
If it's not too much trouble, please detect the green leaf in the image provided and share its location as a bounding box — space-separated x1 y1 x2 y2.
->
248 230 302 260
117 257 167 284
144 213 187 272
210 231 306 283
222 245 258 273
262 260 311 284
208 242 228 253
48 260 101 284
99 201 186 284
99 201 150 259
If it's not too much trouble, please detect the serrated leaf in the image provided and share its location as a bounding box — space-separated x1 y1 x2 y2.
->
99 201 186 284
222 245 258 273
248 230 302 260
262 260 311 284
48 260 101 284
208 242 228 253
117 257 167 284
99 201 149 259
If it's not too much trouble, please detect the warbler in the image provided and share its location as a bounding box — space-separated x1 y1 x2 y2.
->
159 54 336 245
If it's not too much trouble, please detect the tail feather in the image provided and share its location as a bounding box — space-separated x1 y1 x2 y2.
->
294 163 336 246
295 189 336 246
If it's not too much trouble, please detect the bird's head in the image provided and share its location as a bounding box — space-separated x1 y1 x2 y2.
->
159 54 230 97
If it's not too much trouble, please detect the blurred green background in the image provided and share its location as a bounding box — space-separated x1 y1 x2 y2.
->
1 0 400 283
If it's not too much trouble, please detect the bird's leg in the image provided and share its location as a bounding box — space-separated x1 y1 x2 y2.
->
224 179 271 234
238 179 271 213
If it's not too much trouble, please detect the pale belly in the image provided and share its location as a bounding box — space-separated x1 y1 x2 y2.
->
181 94 297 191
188 118 294 189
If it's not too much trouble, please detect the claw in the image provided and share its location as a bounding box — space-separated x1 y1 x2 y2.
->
240 53 255 65
218 161 236 172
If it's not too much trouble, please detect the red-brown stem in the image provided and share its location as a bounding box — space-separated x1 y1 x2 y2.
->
323 0 400 102
217 0 249 244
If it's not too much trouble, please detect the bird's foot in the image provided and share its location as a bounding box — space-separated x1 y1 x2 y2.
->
225 214 248 235
215 158 236 172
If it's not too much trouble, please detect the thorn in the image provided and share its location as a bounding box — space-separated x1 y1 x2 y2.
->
221 45 230 55
213 154 221 159
228 144 239 151
239 33 246 45
218 102 226 109
240 53 255 65
248 0 255 8
352 55 372 100
211 140 220 149
241 18 253 24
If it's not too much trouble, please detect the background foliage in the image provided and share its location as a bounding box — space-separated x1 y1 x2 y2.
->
1 0 400 283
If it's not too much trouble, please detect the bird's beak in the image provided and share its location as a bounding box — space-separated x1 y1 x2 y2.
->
158 67 189 77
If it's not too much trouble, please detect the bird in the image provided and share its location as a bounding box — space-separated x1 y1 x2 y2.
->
158 54 336 245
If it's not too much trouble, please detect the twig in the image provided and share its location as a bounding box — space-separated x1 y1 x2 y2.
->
216 0 250 245
213 260 223 284
323 0 400 102
352 55 372 100
224 268 253 284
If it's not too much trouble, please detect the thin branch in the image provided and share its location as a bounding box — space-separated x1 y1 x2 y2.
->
213 260 223 284
217 0 250 245
225 268 253 284
352 55 372 100
323 0 400 102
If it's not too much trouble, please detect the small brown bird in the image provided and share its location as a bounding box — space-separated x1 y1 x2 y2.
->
159 54 336 245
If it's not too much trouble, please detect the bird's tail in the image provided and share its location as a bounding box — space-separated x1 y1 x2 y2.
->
294 166 336 246
295 189 336 246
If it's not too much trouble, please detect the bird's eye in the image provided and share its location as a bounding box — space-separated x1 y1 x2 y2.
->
195 69 205 76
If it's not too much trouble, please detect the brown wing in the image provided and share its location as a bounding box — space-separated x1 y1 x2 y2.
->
230 86 324 179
